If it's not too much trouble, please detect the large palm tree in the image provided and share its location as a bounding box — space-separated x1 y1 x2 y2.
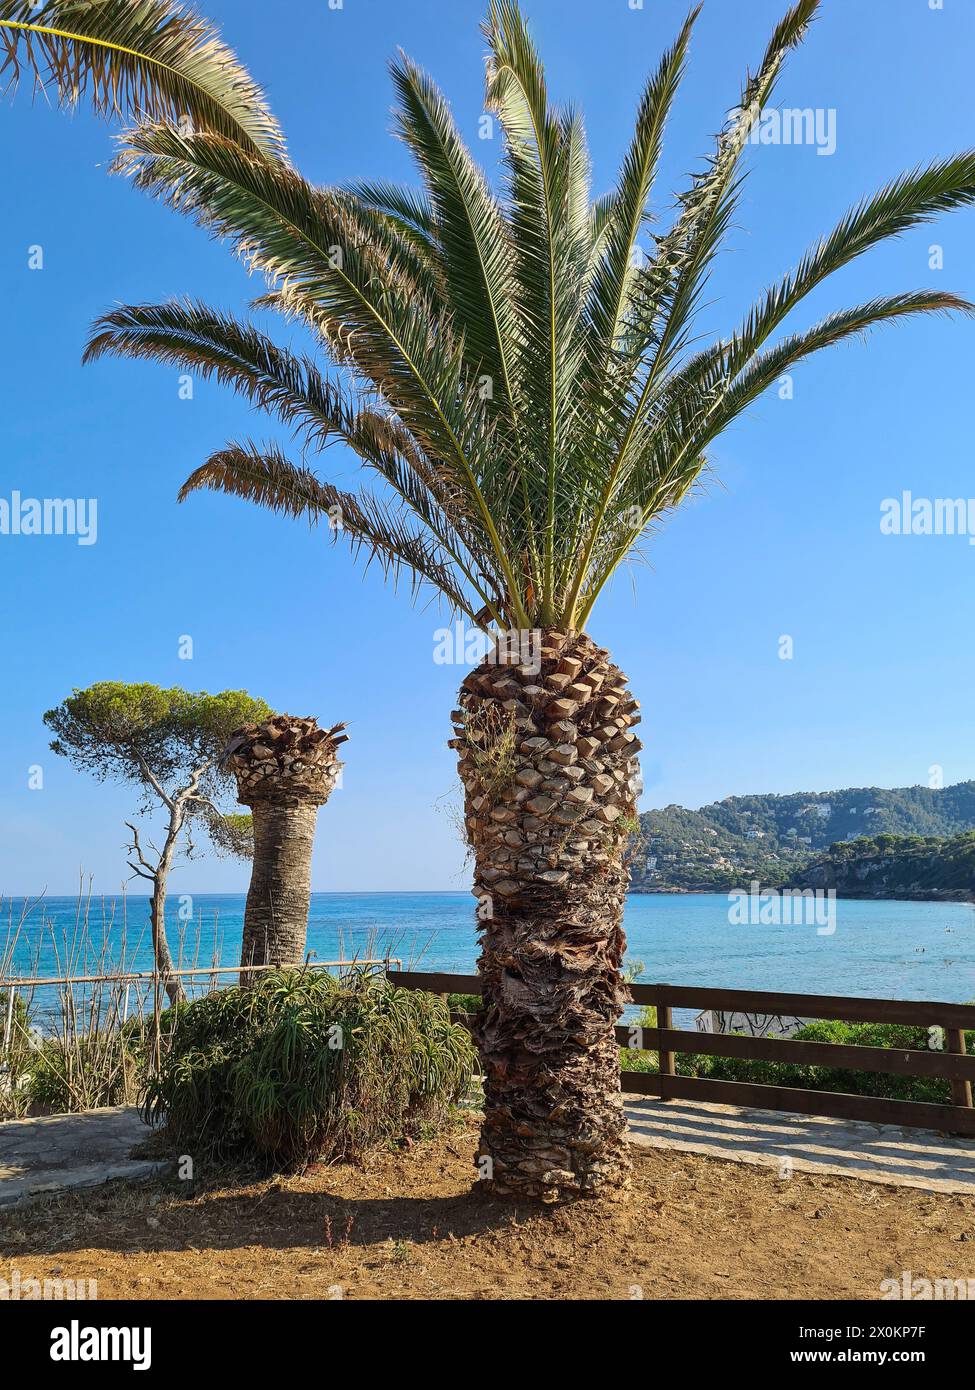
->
34 0 975 1198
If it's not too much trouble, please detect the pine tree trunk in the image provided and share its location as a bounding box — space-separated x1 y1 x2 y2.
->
136 798 190 1007
223 715 347 982
149 875 184 1007
451 630 642 1202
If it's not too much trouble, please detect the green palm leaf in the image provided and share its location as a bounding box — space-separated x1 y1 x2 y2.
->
484 0 595 618
88 299 506 622
586 6 698 360
581 289 974 623
117 121 531 624
180 441 487 622
389 53 523 424
0 0 283 155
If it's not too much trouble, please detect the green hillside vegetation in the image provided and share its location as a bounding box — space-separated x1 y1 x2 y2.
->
790 830 975 900
630 781 975 893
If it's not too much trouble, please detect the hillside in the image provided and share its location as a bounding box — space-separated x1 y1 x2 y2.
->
630 781 975 893
787 831 975 901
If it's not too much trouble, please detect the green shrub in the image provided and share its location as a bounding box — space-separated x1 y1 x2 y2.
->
25 1033 140 1112
143 968 478 1169
620 1003 658 1072
446 992 481 1016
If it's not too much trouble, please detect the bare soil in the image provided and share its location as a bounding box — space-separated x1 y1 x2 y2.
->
2 1125 974 1300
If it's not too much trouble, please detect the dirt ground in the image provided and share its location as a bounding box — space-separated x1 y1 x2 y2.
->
3 1124 975 1300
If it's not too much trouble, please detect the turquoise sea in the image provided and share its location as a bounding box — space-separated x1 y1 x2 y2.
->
4 892 974 1015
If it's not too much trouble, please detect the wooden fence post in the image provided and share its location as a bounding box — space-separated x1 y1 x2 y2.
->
946 1027 974 1113
657 988 675 1100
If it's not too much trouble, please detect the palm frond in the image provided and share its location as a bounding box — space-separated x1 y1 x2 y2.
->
389 55 523 417
721 152 975 378
577 289 972 625
0 0 283 155
586 6 698 359
180 441 486 623
85 298 352 447
87 298 504 615
707 290 974 445
561 0 821 620
342 178 436 238
386 50 548 586
623 0 820 398
114 123 529 623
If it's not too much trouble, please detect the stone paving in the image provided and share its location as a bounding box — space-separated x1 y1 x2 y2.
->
2 1100 974 1209
0 1107 169 1209
625 1096 975 1195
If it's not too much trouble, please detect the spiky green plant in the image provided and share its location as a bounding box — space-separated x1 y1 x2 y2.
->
142 969 478 1169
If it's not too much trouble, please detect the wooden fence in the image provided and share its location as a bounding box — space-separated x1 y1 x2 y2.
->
386 969 975 1138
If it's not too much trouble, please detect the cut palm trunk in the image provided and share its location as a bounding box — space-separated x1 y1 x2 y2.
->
452 631 641 1201
224 715 347 979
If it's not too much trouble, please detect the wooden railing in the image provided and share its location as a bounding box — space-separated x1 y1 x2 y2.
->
386 970 975 1137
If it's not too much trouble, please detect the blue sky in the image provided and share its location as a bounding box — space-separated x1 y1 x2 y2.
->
1 0 973 895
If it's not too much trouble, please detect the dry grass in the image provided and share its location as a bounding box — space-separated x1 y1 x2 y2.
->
2 1129 974 1300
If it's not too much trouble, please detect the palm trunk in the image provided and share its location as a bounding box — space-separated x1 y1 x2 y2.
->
224 715 347 982
240 800 320 971
452 630 642 1201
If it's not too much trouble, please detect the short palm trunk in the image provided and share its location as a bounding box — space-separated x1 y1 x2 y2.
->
224 715 346 980
452 630 641 1201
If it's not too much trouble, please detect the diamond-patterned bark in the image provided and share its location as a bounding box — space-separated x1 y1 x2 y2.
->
450 631 642 1200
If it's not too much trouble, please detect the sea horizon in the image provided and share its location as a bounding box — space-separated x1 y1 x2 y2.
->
5 891 974 1014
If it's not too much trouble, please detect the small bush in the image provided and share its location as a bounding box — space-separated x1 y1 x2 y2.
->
446 992 481 1017
620 1003 658 1072
25 1034 140 1113
143 968 478 1169
2 990 143 1117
